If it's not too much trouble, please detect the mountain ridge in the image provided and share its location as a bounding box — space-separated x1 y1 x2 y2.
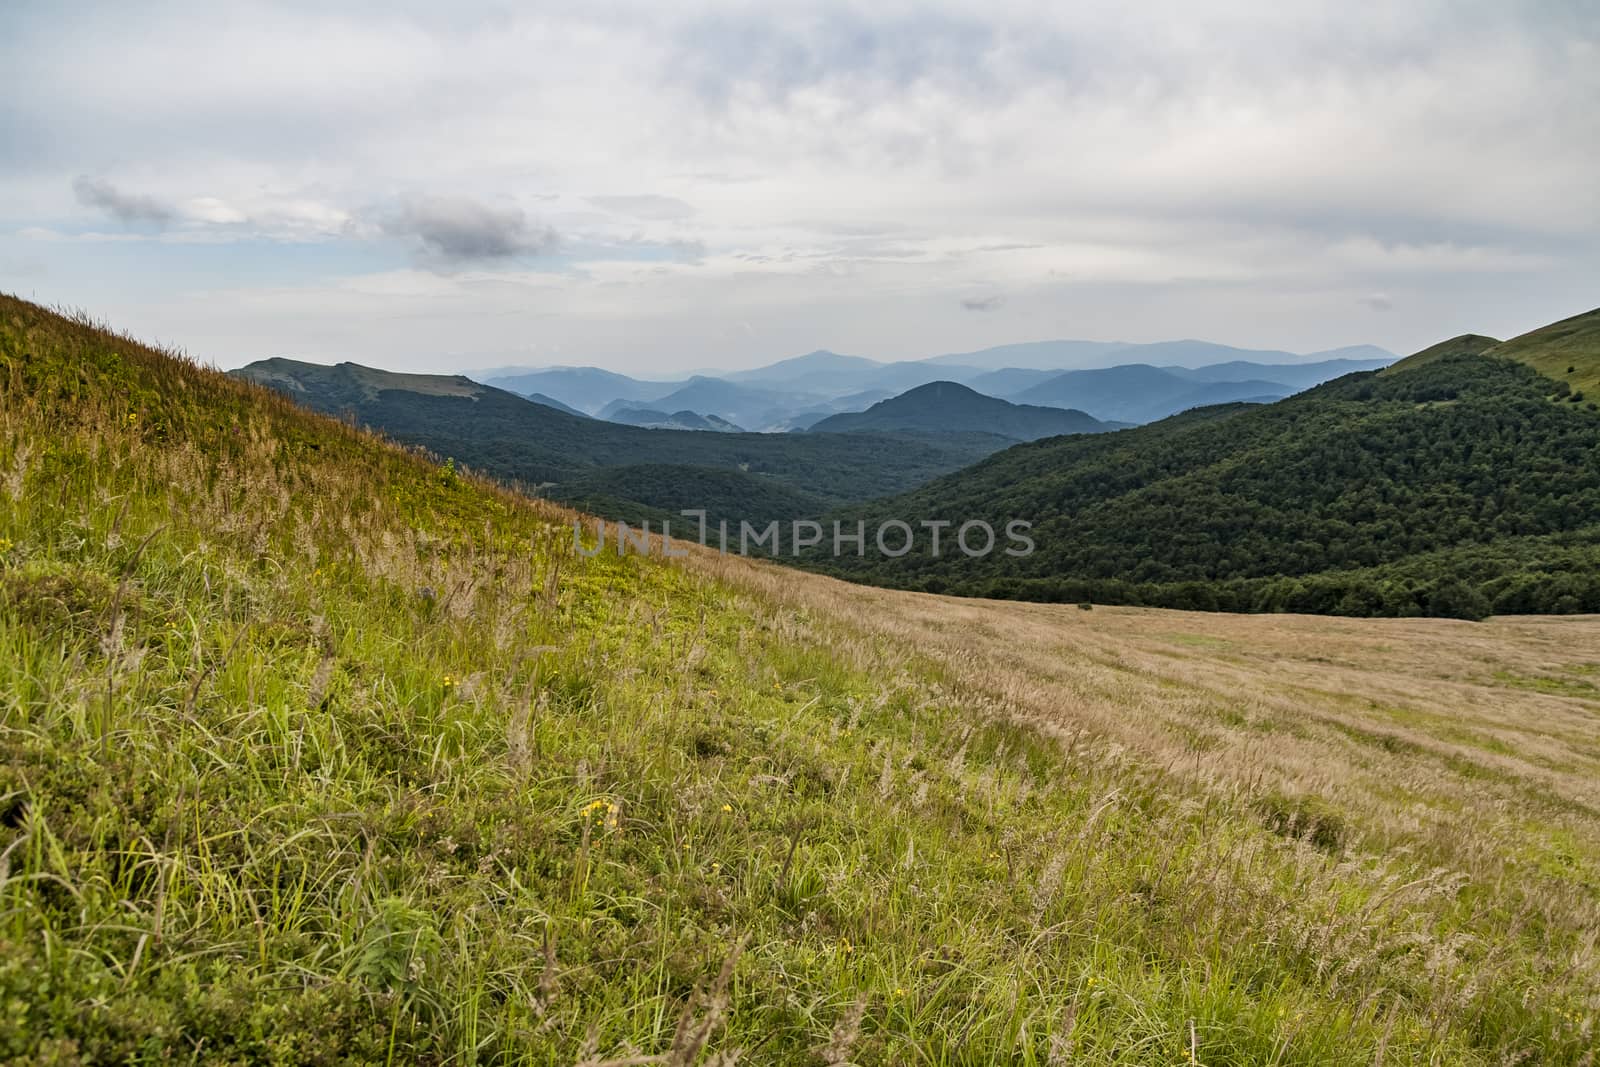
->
807 380 1116 440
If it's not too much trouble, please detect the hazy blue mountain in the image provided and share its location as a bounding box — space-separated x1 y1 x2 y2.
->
723 349 885 386
484 366 679 413
1010 364 1295 423
924 340 1131 371
1165 357 1394 389
808 381 1115 441
605 407 745 432
1306 344 1397 361
638 376 834 430
860 361 986 392
523 392 590 417
966 367 1060 396
924 338 1397 374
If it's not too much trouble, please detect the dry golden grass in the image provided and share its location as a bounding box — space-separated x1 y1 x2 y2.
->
696 553 1600 938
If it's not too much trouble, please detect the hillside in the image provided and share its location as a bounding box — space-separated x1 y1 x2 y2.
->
1380 333 1503 373
1382 310 1600 400
4 293 1599 1063
230 358 998 526
806 381 1114 441
1488 306 1600 398
807 322 1600 617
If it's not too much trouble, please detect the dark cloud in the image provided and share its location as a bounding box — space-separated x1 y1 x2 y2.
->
961 294 1005 312
380 196 558 262
667 238 707 263
72 175 174 225
588 194 696 220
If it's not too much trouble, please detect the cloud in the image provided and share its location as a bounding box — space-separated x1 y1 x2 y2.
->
588 195 696 220
379 196 558 263
72 176 174 225
1360 292 1394 312
5 3 1595 369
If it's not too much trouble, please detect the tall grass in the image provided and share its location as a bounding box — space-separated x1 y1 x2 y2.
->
1 293 1596 1064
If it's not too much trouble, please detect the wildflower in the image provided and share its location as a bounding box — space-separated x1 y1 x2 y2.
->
840 938 853 953
894 988 905 997
127 412 139 423
721 803 733 813
442 673 456 688
711 861 721 872
0 537 12 554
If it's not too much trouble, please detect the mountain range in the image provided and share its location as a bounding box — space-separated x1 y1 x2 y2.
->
482 340 1396 431
227 358 1035 527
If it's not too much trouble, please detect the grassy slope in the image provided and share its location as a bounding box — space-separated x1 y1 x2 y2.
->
1387 310 1600 399
1378 334 1502 374
2 293 1598 1064
1488 307 1600 399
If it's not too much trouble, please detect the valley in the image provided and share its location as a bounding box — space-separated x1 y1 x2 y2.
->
2 296 1598 1063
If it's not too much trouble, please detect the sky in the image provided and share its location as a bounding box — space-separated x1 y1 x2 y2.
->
2 0 1597 375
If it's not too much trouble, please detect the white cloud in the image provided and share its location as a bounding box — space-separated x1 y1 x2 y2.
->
0 0 1594 369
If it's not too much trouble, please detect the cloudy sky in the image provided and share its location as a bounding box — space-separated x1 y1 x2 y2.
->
2 0 1596 374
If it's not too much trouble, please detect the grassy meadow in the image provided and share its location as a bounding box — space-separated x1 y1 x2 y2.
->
2 293 1598 1064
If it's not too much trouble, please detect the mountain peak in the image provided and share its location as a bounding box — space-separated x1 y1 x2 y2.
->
809 380 1109 441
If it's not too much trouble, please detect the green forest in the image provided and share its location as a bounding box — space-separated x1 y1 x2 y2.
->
803 353 1600 619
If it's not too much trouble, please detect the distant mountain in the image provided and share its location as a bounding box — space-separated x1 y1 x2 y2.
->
804 307 1600 618
229 358 1001 526
965 367 1060 396
860 361 987 393
924 338 1396 373
1305 344 1398 362
606 407 744 432
638 376 833 431
808 381 1115 441
723 349 884 386
924 340 1130 371
524 392 589 418
484 366 679 414
483 339 1396 427
1010 365 1294 423
1166 357 1394 389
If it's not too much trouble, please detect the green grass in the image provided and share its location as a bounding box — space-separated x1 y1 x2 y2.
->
1489 307 1600 400
2 293 1598 1064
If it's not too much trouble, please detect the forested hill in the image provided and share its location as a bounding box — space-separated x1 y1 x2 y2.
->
803 317 1600 618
